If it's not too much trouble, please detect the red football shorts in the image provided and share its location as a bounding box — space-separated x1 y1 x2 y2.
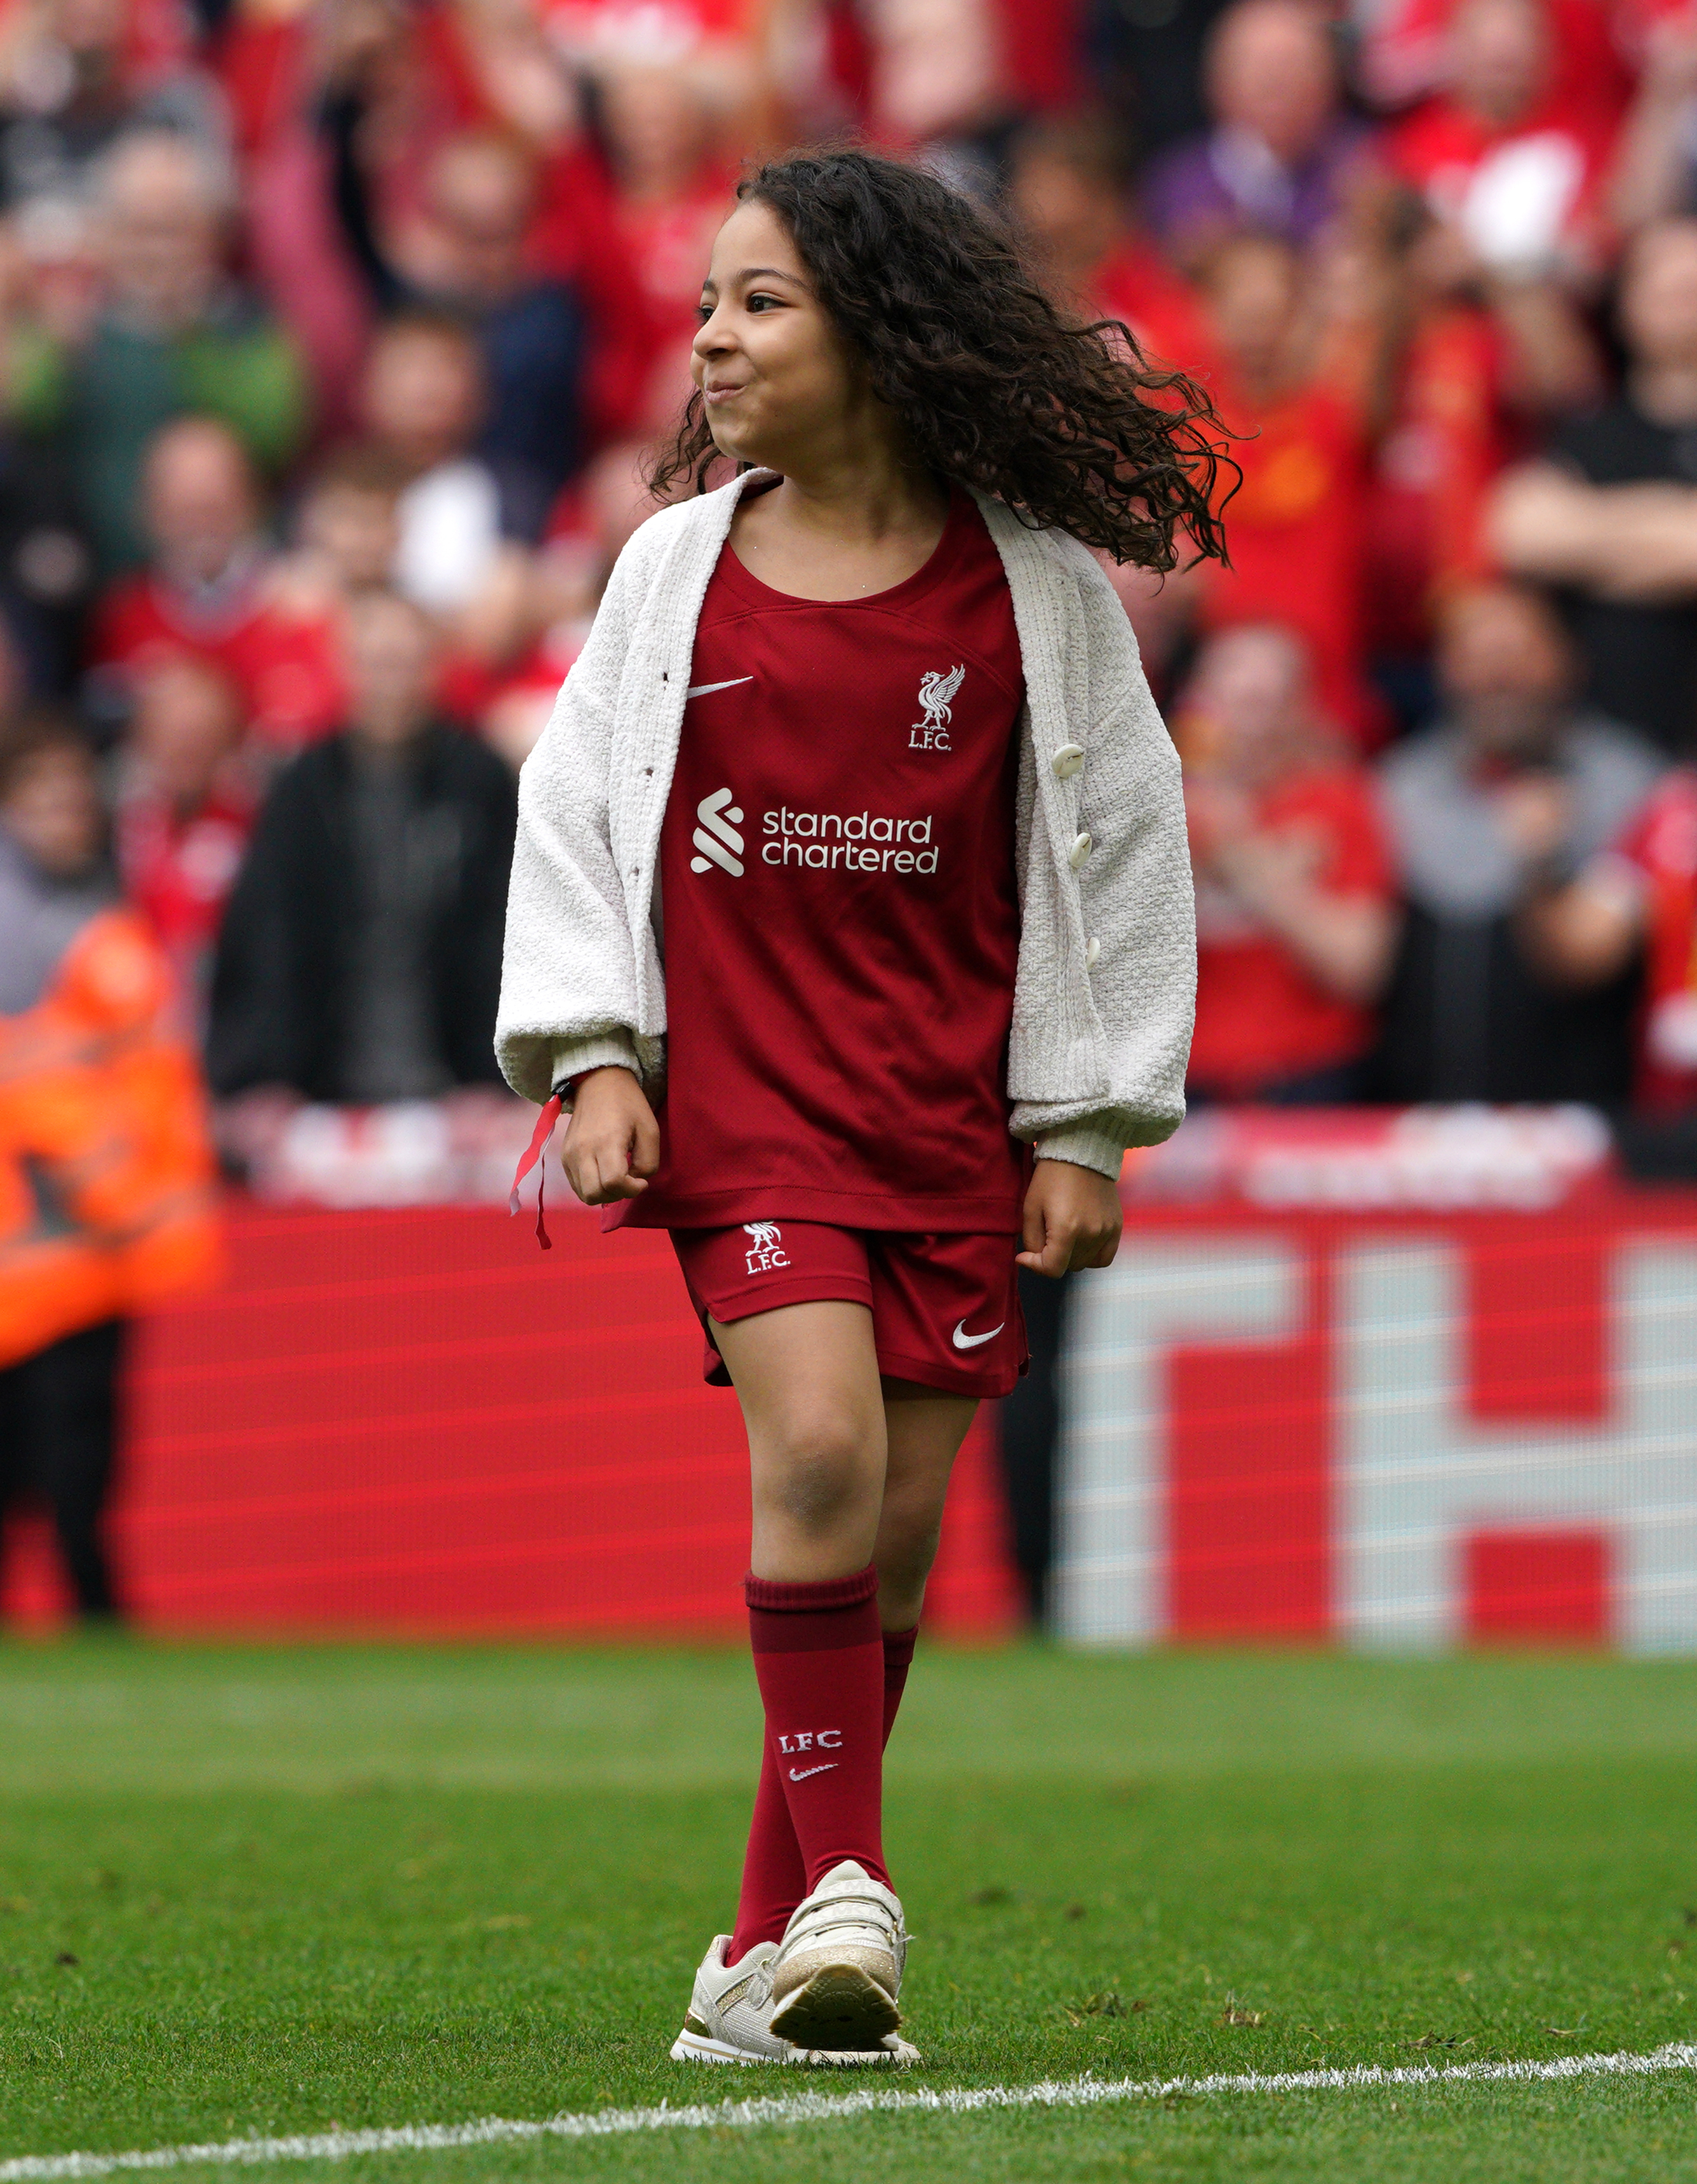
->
669 1222 1028 1398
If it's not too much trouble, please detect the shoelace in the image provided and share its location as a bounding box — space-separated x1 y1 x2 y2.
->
784 1896 908 1950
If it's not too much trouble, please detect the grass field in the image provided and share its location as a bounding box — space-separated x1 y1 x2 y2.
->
2 1641 1697 2182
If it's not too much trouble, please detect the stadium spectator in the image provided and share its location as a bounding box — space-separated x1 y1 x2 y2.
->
0 718 218 1621
0 0 222 221
1491 217 1697 756
9 128 309 574
1009 112 1219 375
357 313 544 660
1515 764 1697 1115
1357 189 1600 703
89 416 344 752
336 128 590 504
268 443 409 619
114 654 253 1019
1386 0 1616 285
1142 0 1371 266
601 60 732 429
1374 581 1665 1102
1609 8 1697 229
1181 626 1397 1101
1007 113 1219 689
207 587 517 1104
1193 232 1378 739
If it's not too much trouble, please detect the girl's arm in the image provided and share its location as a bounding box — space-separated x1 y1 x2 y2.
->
495 543 656 1105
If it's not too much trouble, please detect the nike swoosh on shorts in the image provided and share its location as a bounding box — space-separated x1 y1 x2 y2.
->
686 676 754 698
789 1763 839 1781
951 1319 1005 1351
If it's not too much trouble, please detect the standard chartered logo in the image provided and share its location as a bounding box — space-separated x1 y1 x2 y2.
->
690 787 744 876
763 806 939 873
686 788 941 880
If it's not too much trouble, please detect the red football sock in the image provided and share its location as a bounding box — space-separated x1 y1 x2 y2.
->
726 1615 920 1964
746 1565 890 1896
882 1624 918 1746
727 1728 807 1965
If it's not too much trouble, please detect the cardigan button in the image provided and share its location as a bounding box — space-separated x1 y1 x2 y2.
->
1067 830 1092 871
1085 936 1101 968
1052 743 1085 780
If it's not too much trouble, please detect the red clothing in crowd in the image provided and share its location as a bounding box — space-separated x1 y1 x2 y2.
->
1364 0 1633 122
1093 238 1222 384
93 574 345 754
1387 83 1617 266
615 487 1028 1233
116 783 255 1006
1616 769 1697 1111
1364 306 1505 656
1200 384 1376 741
1188 767 1395 1096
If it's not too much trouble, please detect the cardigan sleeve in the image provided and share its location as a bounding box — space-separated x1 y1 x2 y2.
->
1015 556 1197 1175
494 545 652 1106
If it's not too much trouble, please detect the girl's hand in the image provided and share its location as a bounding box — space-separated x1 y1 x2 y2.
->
561 1066 661 1204
1016 1158 1124 1278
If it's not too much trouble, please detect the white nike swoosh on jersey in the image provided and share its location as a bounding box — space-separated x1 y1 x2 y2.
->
686 676 754 699
951 1319 1005 1351
789 1763 838 1781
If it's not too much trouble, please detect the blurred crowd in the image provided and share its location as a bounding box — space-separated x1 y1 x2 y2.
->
4 0 1697 1160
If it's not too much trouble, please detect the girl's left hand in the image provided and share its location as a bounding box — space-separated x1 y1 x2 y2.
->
1016 1159 1124 1279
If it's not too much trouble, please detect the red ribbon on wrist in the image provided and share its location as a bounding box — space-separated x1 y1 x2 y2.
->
509 1092 563 1251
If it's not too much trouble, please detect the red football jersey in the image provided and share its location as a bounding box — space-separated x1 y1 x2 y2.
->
116 784 255 1011
1188 767 1394 1097
94 575 345 753
613 489 1030 1233
1199 381 1376 742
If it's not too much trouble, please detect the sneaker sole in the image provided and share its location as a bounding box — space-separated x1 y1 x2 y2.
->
670 2026 911 2068
767 1962 902 2047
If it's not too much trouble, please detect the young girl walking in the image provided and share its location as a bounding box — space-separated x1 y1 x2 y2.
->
497 147 1223 2066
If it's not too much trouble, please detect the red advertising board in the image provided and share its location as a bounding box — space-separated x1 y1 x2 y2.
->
6 1104 1696 1651
1 1202 1019 1636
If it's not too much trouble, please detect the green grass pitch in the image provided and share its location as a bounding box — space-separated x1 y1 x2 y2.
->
3 1640 1697 2181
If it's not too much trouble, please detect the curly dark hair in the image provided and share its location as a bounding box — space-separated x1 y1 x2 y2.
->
648 147 1232 570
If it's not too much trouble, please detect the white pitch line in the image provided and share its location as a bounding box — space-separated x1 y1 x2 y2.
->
4 2042 1693 2181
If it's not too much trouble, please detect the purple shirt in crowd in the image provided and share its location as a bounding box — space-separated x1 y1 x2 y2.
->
1142 121 1373 255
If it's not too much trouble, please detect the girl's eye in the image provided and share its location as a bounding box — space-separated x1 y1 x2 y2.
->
747 292 781 311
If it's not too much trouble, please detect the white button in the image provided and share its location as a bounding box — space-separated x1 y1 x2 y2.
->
1052 743 1085 780
1068 830 1092 871
1085 936 1100 968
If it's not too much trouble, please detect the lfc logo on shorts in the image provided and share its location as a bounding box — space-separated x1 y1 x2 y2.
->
909 664 964 751
743 1221 790 1274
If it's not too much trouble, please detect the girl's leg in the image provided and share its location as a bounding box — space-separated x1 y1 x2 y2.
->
726 1375 970 1960
716 1301 892 1962
874 1384 977 1737
875 1382 977 1628
721 1300 887 1582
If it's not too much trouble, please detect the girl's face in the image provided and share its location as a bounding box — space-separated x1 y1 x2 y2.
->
692 200 862 471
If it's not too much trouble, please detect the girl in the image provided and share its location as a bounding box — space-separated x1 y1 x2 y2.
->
497 148 1223 2066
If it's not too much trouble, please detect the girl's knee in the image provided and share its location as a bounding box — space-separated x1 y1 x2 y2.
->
756 1418 879 1539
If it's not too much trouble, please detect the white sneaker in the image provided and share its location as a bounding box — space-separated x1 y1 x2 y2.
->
670 1935 919 2066
767 1861 907 2049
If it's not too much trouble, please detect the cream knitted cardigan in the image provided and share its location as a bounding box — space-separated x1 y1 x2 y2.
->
495 469 1196 1181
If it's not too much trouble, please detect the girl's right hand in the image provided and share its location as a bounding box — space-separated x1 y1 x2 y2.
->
560 1067 661 1204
